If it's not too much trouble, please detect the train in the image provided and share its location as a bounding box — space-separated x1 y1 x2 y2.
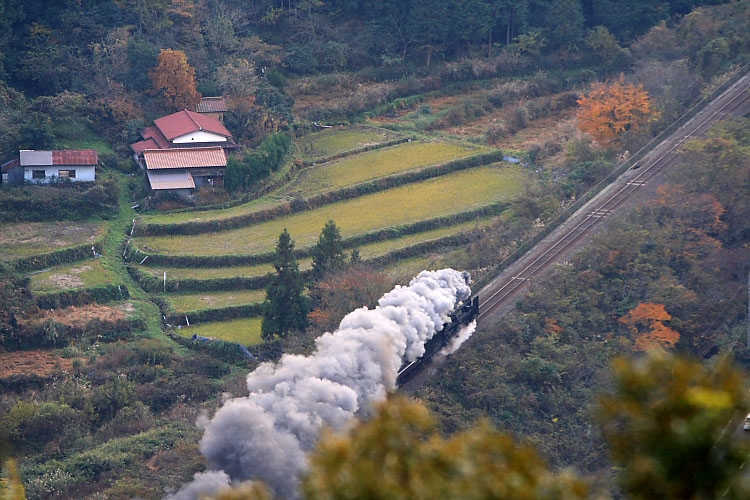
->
396 293 479 385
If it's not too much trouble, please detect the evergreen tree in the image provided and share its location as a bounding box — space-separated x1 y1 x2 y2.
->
311 220 347 280
261 229 309 339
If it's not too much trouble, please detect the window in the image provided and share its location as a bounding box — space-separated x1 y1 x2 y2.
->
58 169 76 179
32 170 45 179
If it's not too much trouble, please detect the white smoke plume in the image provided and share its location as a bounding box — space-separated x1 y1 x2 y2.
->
439 320 476 356
170 269 471 500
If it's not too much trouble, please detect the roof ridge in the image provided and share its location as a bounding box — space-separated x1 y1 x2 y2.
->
185 109 202 131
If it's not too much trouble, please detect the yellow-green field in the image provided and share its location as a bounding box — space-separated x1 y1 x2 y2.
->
140 263 278 280
135 165 524 257
137 217 498 281
281 140 485 197
175 317 263 345
142 196 283 225
297 127 395 160
29 258 118 292
0 221 107 259
160 289 266 312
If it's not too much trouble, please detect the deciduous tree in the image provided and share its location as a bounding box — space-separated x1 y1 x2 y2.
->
576 75 656 145
598 353 750 500
149 48 201 111
619 302 680 351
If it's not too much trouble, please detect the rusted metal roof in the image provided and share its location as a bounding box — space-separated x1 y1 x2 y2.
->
52 150 98 165
147 170 195 190
143 147 227 170
153 109 232 141
1 158 20 173
20 150 97 166
130 138 159 155
196 97 228 113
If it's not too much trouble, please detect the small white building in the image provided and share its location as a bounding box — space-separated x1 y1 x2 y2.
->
19 150 97 183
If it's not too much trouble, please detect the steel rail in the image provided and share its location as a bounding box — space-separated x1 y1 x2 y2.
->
478 73 750 319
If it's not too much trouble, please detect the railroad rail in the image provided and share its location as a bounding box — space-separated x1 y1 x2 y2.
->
478 71 750 319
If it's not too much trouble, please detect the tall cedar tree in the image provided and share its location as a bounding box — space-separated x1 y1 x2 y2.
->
311 220 347 281
149 49 201 111
576 75 656 145
262 229 309 339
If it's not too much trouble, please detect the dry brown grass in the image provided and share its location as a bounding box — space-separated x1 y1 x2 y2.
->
0 349 74 378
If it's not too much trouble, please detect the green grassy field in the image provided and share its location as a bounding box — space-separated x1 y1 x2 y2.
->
137 217 498 281
135 165 524 257
142 196 284 225
0 221 107 260
280 140 485 198
175 317 263 345
159 289 267 313
29 258 118 292
297 127 395 160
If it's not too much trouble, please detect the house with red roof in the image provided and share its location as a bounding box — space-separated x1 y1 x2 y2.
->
1 150 98 185
130 108 238 158
142 146 227 195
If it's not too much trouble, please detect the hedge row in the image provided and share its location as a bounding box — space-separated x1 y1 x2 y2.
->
135 149 504 236
2 316 145 350
129 201 509 268
134 224 489 295
152 294 265 326
300 136 410 167
36 284 130 310
168 332 283 365
10 240 105 273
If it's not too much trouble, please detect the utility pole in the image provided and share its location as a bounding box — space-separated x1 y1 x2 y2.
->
747 271 749 349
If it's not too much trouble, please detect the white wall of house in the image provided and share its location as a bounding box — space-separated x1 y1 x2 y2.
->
24 165 96 183
172 130 227 144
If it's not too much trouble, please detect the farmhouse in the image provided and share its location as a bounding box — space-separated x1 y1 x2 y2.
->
130 109 238 159
142 146 227 196
2 150 97 185
194 96 228 121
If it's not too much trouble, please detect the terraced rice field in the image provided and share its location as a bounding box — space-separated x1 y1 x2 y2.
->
0 221 107 260
160 289 266 313
280 140 485 197
29 258 118 292
297 127 396 160
135 165 524 257
143 196 283 225
136 217 498 281
176 317 263 345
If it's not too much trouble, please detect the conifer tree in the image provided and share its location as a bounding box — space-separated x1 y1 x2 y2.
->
261 229 309 339
311 220 347 281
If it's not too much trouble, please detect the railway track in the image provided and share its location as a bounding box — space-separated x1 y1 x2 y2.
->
478 72 750 320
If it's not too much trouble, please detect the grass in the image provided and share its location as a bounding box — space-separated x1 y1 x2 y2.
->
136 218 498 281
135 164 524 257
0 221 108 260
159 289 267 313
142 195 283 225
279 140 486 198
297 127 395 160
175 317 263 345
29 258 118 292
382 246 472 284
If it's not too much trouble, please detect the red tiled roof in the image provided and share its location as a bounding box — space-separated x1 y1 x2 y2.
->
143 147 227 170
52 150 98 166
196 97 228 113
154 109 232 141
141 126 170 149
147 170 196 190
130 138 159 156
1 158 19 173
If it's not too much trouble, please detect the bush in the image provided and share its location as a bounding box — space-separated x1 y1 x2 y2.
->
225 132 292 193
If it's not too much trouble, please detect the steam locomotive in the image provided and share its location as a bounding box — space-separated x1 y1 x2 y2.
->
396 294 479 385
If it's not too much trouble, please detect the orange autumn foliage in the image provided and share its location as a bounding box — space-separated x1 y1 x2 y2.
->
150 49 201 111
544 318 563 336
619 302 680 351
577 75 657 145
